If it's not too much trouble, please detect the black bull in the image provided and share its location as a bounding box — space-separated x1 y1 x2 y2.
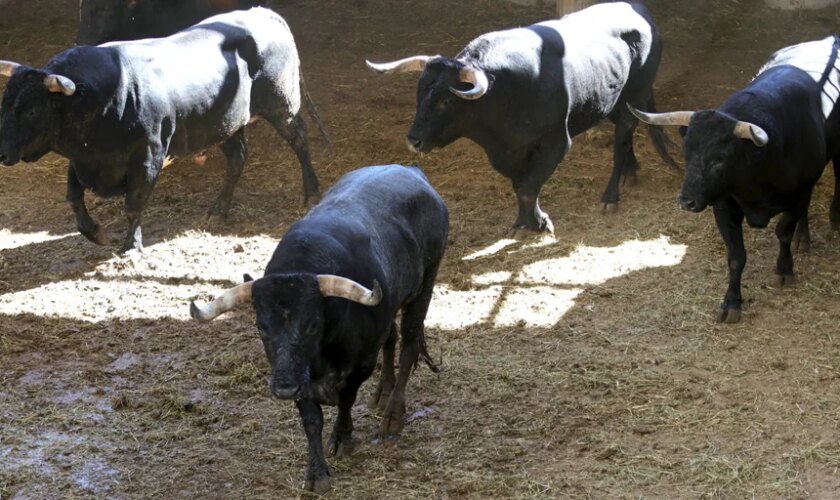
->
0 8 326 252
631 35 840 323
190 164 449 494
77 0 267 45
367 1 677 237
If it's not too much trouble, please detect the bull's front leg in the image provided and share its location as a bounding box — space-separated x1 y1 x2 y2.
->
67 162 108 245
328 366 373 460
369 322 396 411
712 198 746 323
508 138 566 238
296 399 331 494
121 148 163 253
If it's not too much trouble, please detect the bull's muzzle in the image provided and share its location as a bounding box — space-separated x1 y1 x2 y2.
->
677 192 705 213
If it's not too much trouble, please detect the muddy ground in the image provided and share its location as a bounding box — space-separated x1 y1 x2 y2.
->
3 0 840 498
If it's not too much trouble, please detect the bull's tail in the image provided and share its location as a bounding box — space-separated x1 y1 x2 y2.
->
418 329 444 373
644 94 680 171
300 73 333 156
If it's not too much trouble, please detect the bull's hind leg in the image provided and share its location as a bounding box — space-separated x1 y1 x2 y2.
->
369 322 397 411
602 104 640 212
774 191 811 287
265 112 321 206
67 162 108 245
208 128 247 218
830 154 840 232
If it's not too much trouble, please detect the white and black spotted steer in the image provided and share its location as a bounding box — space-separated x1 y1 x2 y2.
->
631 35 840 323
189 165 448 494
366 1 676 238
0 7 325 253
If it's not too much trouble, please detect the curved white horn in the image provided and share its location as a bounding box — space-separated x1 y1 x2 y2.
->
0 60 21 77
450 66 488 100
317 275 382 306
365 55 438 74
190 281 253 322
44 74 76 96
626 104 694 126
733 120 769 147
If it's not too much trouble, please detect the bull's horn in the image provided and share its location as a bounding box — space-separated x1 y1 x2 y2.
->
190 281 253 322
733 120 769 147
451 66 488 100
44 74 76 96
626 104 694 126
317 275 382 306
365 55 438 74
0 60 21 77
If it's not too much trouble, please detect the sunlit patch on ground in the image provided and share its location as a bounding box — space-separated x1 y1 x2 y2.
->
0 230 277 322
425 285 502 330
0 232 685 328
428 236 687 330
94 230 277 282
462 238 518 260
518 236 687 285
0 229 74 251
494 286 583 328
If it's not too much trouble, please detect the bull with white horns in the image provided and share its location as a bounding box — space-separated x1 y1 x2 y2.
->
189 164 449 494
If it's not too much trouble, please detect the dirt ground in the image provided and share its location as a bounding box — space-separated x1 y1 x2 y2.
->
3 0 840 498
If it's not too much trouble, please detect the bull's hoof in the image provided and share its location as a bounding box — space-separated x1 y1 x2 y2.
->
368 388 392 411
93 226 109 246
792 237 811 253
304 192 322 209
304 476 332 495
603 202 619 213
327 434 354 459
379 401 406 439
716 307 741 324
774 274 797 287
621 173 638 187
508 227 542 240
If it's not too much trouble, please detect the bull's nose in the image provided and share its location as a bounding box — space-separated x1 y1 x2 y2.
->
271 383 301 400
677 194 698 212
406 136 423 153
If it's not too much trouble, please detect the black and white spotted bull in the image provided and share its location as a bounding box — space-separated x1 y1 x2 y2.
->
189 165 449 494
0 8 327 252
366 1 676 237
630 35 840 323
77 0 267 45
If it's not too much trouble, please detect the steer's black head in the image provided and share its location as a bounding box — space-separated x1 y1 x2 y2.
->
679 110 763 212
407 58 487 153
0 67 68 167
251 273 326 401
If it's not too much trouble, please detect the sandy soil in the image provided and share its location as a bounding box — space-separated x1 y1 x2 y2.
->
3 0 840 498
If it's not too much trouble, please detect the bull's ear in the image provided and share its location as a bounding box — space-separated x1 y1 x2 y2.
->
678 126 688 138
243 273 254 283
44 75 76 96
